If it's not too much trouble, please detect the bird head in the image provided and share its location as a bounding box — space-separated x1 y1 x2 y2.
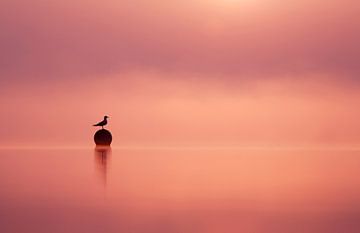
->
104 116 109 119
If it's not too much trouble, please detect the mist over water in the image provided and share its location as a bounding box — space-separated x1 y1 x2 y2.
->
1 75 360 148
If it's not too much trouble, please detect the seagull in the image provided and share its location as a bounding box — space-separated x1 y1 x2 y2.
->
93 116 109 129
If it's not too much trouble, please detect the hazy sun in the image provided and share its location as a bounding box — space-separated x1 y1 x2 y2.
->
207 0 257 7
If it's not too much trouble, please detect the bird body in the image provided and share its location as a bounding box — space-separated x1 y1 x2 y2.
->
93 116 109 129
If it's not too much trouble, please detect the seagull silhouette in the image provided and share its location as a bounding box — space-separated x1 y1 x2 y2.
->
93 116 109 129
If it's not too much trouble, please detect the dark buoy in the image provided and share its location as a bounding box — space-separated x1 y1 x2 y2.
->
94 129 112 146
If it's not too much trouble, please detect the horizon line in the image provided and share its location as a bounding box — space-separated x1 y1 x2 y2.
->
1 144 360 151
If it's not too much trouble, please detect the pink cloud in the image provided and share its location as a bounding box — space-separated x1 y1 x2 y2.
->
0 0 359 84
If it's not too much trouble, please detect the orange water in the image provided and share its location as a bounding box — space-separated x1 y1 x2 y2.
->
0 148 360 233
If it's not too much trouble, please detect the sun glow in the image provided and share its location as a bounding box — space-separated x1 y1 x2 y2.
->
209 0 256 5
203 0 262 13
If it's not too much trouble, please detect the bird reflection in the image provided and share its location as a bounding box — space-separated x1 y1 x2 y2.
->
94 146 111 186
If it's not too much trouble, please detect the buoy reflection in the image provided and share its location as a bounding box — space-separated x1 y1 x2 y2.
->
94 146 111 186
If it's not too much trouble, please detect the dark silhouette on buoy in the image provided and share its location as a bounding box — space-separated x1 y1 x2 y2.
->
93 116 109 129
93 116 112 146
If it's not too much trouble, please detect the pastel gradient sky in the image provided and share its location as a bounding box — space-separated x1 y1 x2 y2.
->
0 0 359 147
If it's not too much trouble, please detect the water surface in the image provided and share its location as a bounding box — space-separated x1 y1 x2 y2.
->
0 148 360 233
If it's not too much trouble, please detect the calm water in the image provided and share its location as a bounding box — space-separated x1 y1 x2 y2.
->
0 148 360 233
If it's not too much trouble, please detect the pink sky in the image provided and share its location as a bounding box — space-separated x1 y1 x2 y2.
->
0 0 359 147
